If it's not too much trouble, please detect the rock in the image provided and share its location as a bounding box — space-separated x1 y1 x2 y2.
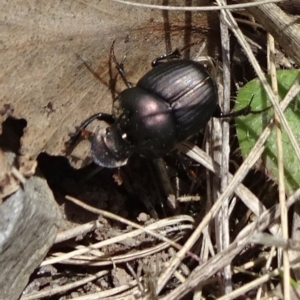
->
0 176 61 300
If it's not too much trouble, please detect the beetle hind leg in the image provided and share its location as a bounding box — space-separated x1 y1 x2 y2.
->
214 95 271 119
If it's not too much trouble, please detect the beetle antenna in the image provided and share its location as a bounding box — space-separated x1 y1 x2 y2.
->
110 41 132 88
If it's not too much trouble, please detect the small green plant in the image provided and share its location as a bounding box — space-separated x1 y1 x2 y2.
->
234 70 300 195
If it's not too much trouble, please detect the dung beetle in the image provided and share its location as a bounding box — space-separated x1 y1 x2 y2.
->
68 43 254 168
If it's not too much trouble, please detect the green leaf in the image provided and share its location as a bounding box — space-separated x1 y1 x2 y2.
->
234 70 300 195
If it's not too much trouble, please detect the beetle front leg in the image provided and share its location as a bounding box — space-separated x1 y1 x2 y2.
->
67 113 114 147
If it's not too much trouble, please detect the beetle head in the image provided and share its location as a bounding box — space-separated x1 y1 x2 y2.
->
91 122 133 168
91 87 177 168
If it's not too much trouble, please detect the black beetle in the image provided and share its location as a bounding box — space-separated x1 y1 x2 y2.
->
69 44 253 168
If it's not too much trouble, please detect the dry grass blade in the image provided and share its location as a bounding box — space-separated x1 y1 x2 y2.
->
218 255 300 300
65 195 194 252
268 33 290 300
177 142 281 230
49 239 184 267
21 271 109 300
42 201 194 266
64 280 139 300
54 221 101 244
155 139 263 295
216 0 232 293
240 0 300 66
109 0 285 11
160 190 300 299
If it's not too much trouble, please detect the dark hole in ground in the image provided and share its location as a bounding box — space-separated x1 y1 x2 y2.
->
0 116 27 153
37 153 154 223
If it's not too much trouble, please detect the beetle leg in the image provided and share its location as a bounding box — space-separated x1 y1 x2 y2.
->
110 41 132 88
173 151 201 183
213 105 223 118
151 41 205 67
151 49 182 67
214 95 271 119
67 113 114 147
